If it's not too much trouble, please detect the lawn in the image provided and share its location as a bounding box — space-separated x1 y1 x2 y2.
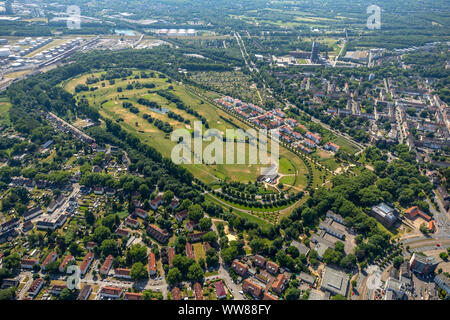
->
193 242 206 262
0 100 11 126
279 157 295 175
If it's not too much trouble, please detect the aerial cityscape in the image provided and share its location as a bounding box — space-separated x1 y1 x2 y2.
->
0 0 449 305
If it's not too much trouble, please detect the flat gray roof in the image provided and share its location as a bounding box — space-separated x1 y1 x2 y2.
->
320 266 349 297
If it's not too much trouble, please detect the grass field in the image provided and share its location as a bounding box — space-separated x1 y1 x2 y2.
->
193 242 206 262
0 100 11 126
66 70 309 190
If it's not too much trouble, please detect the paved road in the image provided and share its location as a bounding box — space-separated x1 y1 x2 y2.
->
432 191 450 237
17 272 33 300
209 215 245 300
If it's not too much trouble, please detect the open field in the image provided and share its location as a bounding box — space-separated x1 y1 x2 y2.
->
0 99 11 126
193 242 206 262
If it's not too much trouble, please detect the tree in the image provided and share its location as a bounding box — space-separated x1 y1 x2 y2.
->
419 223 429 235
59 288 77 300
202 231 218 244
187 262 203 282
198 217 212 231
286 246 299 258
166 268 182 286
163 190 174 204
393 256 404 269
85 210 95 225
102 214 117 231
101 239 118 256
172 255 192 275
249 238 266 255
331 294 347 300
188 204 204 221
143 290 163 300
0 268 12 283
340 254 357 271
205 250 219 269
139 184 151 199
69 243 83 257
127 244 148 264
285 287 300 300
45 260 60 274
2 253 20 270
439 252 448 261
0 287 16 300
130 262 148 280
93 226 111 243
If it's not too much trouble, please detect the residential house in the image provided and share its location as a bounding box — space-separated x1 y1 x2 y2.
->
271 274 288 295
193 282 203 300
80 252 94 276
185 221 198 232
100 255 113 276
115 268 131 279
1 279 19 289
242 279 263 299
172 287 181 300
77 285 92 300
23 207 43 221
232 260 248 277
123 292 143 300
253 255 266 268
28 278 44 297
115 228 131 238
150 195 164 210
93 187 104 195
305 132 322 144
303 138 317 148
266 261 279 275
168 247 175 268
147 224 170 243
41 251 58 271
263 292 278 300
59 254 74 273
105 188 116 196
22 221 33 233
175 210 188 223
125 216 140 229
51 284 67 296
100 286 123 299
0 218 19 232
185 242 195 260
21 258 38 269
215 280 227 299
86 242 97 251
170 199 179 209
134 208 148 219
324 142 340 152
187 231 207 242
148 252 157 277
